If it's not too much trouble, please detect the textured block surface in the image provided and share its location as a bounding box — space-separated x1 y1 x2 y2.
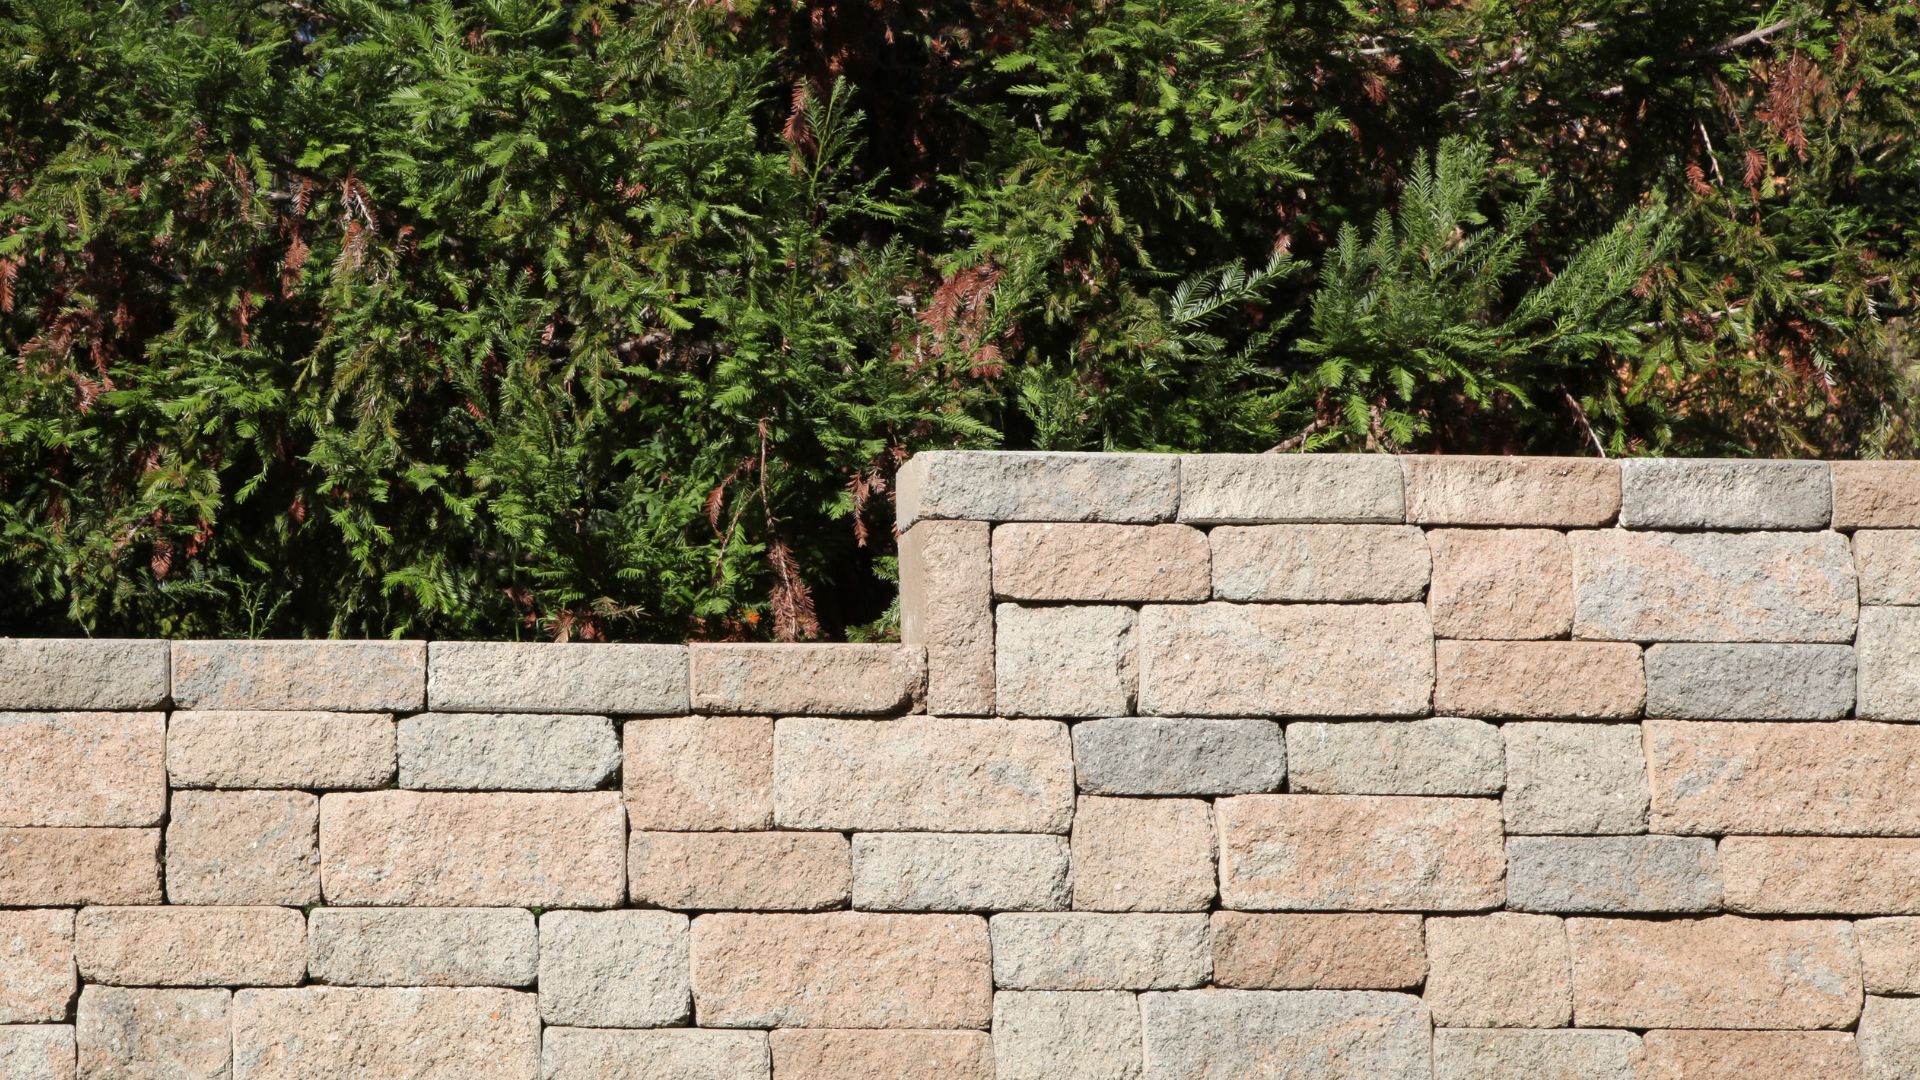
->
1426 528 1572 639
1647 720 1920 835
427 641 688 714
1402 455 1619 526
851 833 1069 913
994 522 1209 601
1567 916 1861 1029
307 907 537 987
898 451 1179 527
76 906 305 987
171 639 425 711
1619 458 1831 529
995 604 1137 717
899 520 995 715
0 713 165 828
1569 530 1857 642
1216 795 1504 912
1209 912 1424 990
1286 718 1501 796
1177 453 1404 524
1643 643 1856 719
167 711 395 790
1140 990 1431 1080
230 987 539 1079
690 644 924 716
398 712 619 791
0 639 167 711
990 914 1210 991
1209 524 1428 602
1072 716 1283 796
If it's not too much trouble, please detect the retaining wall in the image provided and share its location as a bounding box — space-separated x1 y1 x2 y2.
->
5 452 1920 1078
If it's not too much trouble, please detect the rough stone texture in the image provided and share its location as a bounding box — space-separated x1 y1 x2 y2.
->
1424 913 1572 1028
1072 717 1284 796
1833 460 1920 529
897 451 1179 528
171 640 425 711
1860 918 1920 994
690 644 925 716
1863 995 1920 1080
308 907 536 987
1434 641 1644 719
1137 603 1433 718
1177 454 1404 525
996 605 1137 717
425 641 688 714
1402 456 1619 527
0 909 74 1023
851 833 1069 913
1285 718 1501 796
772 1030 993 1080
1639 1030 1860 1080
993 992 1141 1080
1644 643 1856 720
1504 723 1648 835
1426 529 1572 639
1566 916 1861 1029
230 987 538 1080
166 711 394 790
538 910 690 1028
1859 606 1920 720
631 831 850 911
691 913 991 1029
1620 458 1832 529
397 712 619 791
76 907 304 988
1569 529 1858 642
1721 836 1920 914
775 718 1073 834
0 639 167 711
899 520 995 716
542 1028 769 1080
0 1025 73 1080
319 791 625 907
1209 525 1428 602
1646 719 1920 836
1856 529 1920 604
1506 836 1721 913
991 914 1210 991
1217 795 1504 912
0 829 161 906
1072 797 1213 912
0 713 165 828
623 716 772 831
1432 1029 1641 1080
1139 990 1431 1080
77 987 228 1080
1209 913 1425 991
165 790 318 906
994 523 1210 601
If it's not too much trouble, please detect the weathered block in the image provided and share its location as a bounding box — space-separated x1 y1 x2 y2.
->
1644 643 1855 720
1137 603 1433 717
1833 460 1920 529
1140 990 1430 1080
623 716 772 831
775 718 1073 834
691 913 991 1029
992 992 1139 1080
996 604 1136 717
897 451 1179 528
990 913 1209 991
1402 455 1619 527
398 712 619 791
1506 835 1720 913
1504 723 1648 835
1620 458 1831 529
319 791 626 907
1639 1030 1860 1080
1209 524 1428 602
1072 797 1213 913
1210 912 1424 991
171 639 425 711
76 906 304 987
0 712 164 827
1178 453 1404 525
0 1025 73 1080
0 910 73 1023
231 987 538 1079
308 907 536 987
1286 718 1501 796
1722 836 1920 914
1856 530 1920 604
538 910 690 1028
1217 795 1504 911
1424 913 1571 1028
0 639 167 710
771 1030 992 1080
1569 530 1857 642
1072 717 1284 796
167 711 394 790
851 833 1069 913
1863 995 1920 1080
542 1028 769 1080
994 523 1209 601
1434 641 1644 719
1427 528 1572 639
77 987 227 1080
0 829 160 906
1860 918 1920 994
166 790 318 906
690 644 924 716
1566 916 1861 1029
426 641 687 714
899 520 995 715
1647 720 1920 835
631 831 850 911
1433 1029 1641 1080
1859 607 1920 720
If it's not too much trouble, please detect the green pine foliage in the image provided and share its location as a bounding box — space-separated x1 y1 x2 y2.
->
1 1 1916 640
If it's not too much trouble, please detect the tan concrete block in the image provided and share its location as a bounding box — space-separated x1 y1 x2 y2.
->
1427 528 1571 639
1140 989 1430 1079
623 716 772 831
1434 641 1643 719
629 832 849 911
167 711 394 790
77 987 227 1080
1647 720 1920 836
897 451 1179 528
851 833 1069 913
1619 458 1832 529
0 829 160 906
770 1029 993 1080
231 987 538 1079
1424 913 1571 1028
1210 912 1424 990
1722 836 1920 914
1639 1030 1859 1080
541 1028 768 1080
1860 918 1920 994
1071 797 1213 912
1505 836 1721 914
690 644 924 716
0 910 73 1023
1859 606 1920 720
1177 453 1405 524
995 605 1136 717
994 523 1208 601
899 520 994 716
398 712 619 791
1433 1029 1641 1080
1402 456 1619 526
1209 525 1428 602
0 1025 73 1080
1285 718 1501 796
538 910 689 1028
991 992 1139 1080
1216 795 1504 912
426 641 688 714
0 639 167 711
171 639 424 711
307 908 536 987
1856 530 1920 604
165 790 319 906
1567 916 1861 1029
1863 995 1920 1079
1569 530 1857 642
1072 717 1284 796
0 713 164 828
76 906 304 987
990 913 1209 991
1504 723 1648 835
1833 460 1920 529
1644 643 1855 720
